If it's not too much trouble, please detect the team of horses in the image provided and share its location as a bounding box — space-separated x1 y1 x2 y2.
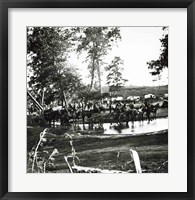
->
39 100 160 128
109 102 159 127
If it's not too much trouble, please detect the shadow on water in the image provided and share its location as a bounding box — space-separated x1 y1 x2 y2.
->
79 117 168 135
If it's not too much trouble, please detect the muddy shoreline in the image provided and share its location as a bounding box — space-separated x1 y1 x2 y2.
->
27 128 168 173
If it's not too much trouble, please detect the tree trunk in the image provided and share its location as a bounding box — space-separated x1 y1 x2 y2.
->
63 91 68 109
90 70 95 91
90 55 96 92
97 61 101 94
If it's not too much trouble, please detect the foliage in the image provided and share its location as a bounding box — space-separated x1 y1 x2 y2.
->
27 27 82 106
76 27 121 92
147 27 168 77
27 27 122 108
105 56 128 95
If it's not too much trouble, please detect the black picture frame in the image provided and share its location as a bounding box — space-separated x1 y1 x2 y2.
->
0 0 194 199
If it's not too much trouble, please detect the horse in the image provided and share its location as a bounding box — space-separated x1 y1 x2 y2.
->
118 105 139 127
108 103 123 126
137 104 147 121
73 102 102 129
42 108 61 127
42 107 68 127
108 103 137 127
139 102 159 122
149 103 159 119
59 108 71 126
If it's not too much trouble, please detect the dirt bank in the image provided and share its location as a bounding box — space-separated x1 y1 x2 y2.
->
27 128 168 173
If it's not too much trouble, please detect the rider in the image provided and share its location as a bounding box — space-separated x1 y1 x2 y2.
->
121 103 127 112
144 99 151 108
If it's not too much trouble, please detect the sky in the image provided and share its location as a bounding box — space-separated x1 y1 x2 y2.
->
69 27 168 87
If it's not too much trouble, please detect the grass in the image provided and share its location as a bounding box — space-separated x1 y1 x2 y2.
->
27 127 168 173
27 128 59 173
27 85 168 173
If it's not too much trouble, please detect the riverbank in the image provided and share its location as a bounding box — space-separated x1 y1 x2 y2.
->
27 128 168 173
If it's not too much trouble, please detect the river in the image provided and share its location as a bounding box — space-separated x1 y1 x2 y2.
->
80 117 168 135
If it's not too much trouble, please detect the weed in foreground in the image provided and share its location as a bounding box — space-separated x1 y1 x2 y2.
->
28 128 59 173
64 133 80 173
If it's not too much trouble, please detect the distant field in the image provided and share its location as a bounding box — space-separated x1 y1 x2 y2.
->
103 85 168 98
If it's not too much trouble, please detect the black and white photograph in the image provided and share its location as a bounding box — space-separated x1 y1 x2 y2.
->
27 26 168 173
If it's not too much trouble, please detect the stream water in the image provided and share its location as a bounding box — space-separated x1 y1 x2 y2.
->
80 117 168 135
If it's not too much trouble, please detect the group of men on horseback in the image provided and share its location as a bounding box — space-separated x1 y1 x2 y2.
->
109 100 159 126
37 98 159 127
40 100 107 127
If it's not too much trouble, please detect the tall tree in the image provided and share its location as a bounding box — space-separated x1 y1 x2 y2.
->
147 27 168 78
27 27 81 107
76 27 121 93
105 56 128 96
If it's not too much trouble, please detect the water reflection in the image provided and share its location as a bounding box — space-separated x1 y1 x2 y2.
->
80 117 168 135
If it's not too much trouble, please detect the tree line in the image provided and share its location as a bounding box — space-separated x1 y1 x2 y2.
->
27 26 168 110
27 27 127 107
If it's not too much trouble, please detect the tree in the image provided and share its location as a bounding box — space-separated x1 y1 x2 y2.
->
105 56 128 96
147 27 168 78
55 66 83 106
27 27 82 107
76 27 121 93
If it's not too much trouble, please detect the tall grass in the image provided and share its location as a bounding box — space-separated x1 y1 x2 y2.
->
31 128 48 172
28 128 59 173
28 129 143 173
64 133 80 173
